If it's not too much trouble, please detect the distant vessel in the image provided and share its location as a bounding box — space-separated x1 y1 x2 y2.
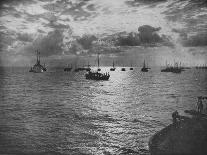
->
85 71 110 80
130 63 133 70
85 53 110 80
97 53 101 71
121 64 126 71
110 60 116 71
195 64 207 70
161 61 182 73
141 60 149 72
64 64 72 72
29 50 47 73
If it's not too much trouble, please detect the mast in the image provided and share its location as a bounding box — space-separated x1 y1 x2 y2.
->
143 60 146 68
36 50 38 63
38 51 40 64
97 53 100 68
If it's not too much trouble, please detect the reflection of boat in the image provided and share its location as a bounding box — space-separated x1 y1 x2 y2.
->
141 60 149 72
64 64 72 71
85 71 110 80
110 60 116 71
29 50 47 73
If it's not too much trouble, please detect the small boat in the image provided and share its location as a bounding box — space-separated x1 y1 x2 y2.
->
130 63 133 70
85 71 110 81
141 60 149 72
110 60 116 71
97 53 101 71
121 68 126 71
121 64 126 71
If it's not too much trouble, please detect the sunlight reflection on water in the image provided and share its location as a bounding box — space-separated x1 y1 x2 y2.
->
0 67 207 155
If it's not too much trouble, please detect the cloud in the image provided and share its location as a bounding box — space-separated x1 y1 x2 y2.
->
16 29 64 57
113 25 173 47
76 35 97 49
17 33 34 42
182 33 207 47
126 0 166 7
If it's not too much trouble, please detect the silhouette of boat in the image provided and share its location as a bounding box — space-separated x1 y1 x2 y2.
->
97 53 101 71
29 50 47 73
121 64 126 71
161 61 182 73
64 64 72 71
130 63 133 70
110 60 116 71
141 60 149 72
85 71 110 80
85 53 110 80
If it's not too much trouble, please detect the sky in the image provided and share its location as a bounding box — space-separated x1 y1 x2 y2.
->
0 0 207 67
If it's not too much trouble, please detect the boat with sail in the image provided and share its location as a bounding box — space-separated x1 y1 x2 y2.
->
29 50 47 73
130 62 133 70
141 60 149 72
85 53 110 80
110 60 116 71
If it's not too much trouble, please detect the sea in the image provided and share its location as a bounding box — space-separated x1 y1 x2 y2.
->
0 67 207 155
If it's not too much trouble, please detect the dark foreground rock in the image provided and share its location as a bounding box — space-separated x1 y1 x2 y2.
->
149 114 207 155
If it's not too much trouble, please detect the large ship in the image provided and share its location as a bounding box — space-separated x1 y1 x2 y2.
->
161 61 182 73
29 50 47 73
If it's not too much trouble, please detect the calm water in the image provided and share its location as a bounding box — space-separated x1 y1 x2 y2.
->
0 67 207 155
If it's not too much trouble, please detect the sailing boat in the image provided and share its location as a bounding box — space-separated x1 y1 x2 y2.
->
110 60 116 71
97 53 101 71
130 62 133 70
121 64 126 71
85 61 91 71
29 50 47 73
141 60 149 72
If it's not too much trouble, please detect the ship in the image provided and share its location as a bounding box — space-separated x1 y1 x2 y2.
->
85 71 110 80
85 53 110 80
141 60 149 72
110 60 116 71
29 50 47 73
161 61 182 73
64 64 72 71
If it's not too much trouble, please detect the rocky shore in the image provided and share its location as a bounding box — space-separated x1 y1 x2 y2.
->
149 110 207 155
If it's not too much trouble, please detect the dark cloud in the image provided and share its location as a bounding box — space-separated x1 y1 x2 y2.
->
76 35 97 49
17 33 33 42
182 33 207 47
18 29 64 57
0 31 15 52
66 25 173 56
114 25 173 47
126 0 166 7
